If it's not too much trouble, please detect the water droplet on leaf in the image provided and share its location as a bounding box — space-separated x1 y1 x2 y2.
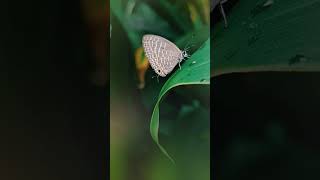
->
189 61 197 66
251 0 274 17
263 0 274 7
288 54 308 65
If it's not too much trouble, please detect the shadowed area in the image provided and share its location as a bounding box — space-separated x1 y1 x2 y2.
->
0 0 108 179
213 72 320 180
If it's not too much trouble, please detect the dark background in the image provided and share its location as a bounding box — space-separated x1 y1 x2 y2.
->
0 0 108 179
212 1 320 179
213 72 320 180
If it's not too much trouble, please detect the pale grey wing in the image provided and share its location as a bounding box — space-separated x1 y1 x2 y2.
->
159 40 182 75
142 35 165 77
142 35 181 76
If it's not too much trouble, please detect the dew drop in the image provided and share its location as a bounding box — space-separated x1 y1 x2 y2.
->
263 0 274 7
288 54 308 65
189 61 197 66
251 0 273 17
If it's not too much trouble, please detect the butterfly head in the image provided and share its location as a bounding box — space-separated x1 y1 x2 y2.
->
180 50 190 61
182 50 188 58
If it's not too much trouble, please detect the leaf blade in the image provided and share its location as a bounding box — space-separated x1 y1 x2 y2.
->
212 0 320 77
150 38 210 163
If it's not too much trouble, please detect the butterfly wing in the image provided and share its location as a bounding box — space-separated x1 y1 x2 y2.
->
142 34 182 77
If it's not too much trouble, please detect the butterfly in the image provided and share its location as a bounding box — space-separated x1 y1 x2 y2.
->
142 34 190 77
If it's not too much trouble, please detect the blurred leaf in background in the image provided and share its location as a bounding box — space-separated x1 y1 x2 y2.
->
82 0 108 86
110 0 210 179
135 47 150 89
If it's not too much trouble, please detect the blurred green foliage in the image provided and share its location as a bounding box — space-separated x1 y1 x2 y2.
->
110 0 210 179
212 0 320 76
111 0 209 48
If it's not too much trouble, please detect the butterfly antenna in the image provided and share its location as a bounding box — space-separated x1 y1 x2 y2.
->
184 44 196 51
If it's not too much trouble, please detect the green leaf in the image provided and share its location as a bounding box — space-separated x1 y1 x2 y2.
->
212 0 320 77
150 38 210 163
157 0 191 33
111 0 176 49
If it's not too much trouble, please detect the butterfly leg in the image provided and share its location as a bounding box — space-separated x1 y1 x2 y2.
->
178 61 182 70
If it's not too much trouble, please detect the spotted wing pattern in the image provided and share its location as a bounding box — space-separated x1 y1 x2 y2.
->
142 34 182 77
